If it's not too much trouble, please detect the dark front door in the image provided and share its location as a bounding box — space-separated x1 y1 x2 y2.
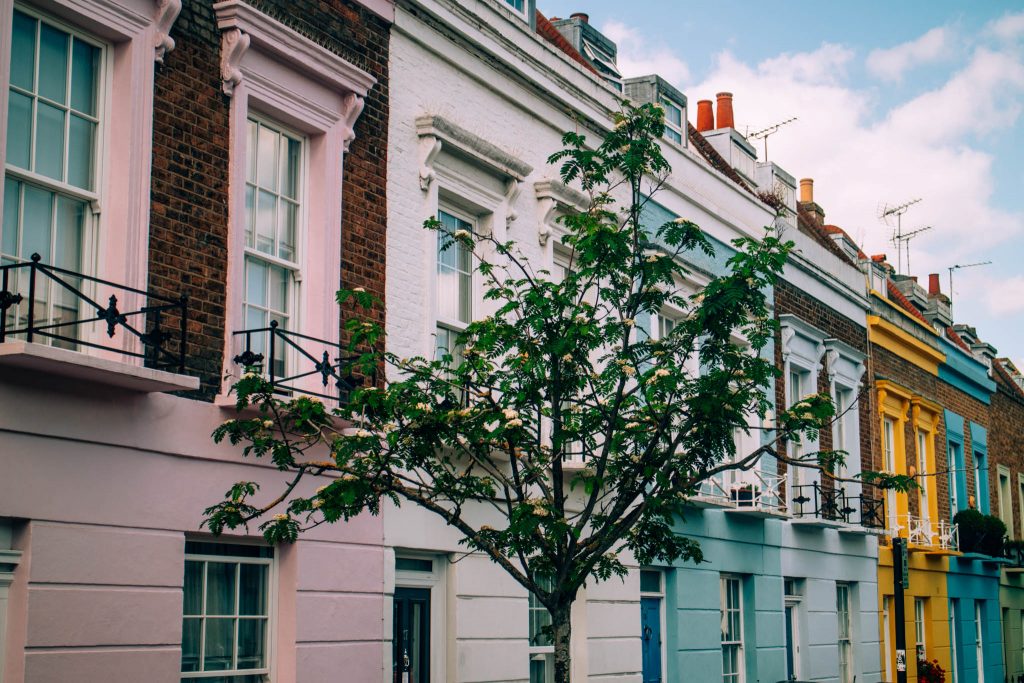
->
641 596 662 683
393 587 430 683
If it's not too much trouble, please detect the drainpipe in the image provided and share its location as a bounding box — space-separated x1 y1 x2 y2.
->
893 536 908 683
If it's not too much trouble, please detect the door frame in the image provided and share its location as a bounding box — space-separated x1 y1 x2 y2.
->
393 552 447 683
394 586 431 683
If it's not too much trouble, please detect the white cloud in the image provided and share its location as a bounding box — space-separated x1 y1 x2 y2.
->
866 27 950 82
988 12 1024 42
600 20 690 86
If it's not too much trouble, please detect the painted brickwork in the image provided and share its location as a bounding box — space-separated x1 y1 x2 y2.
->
149 0 390 399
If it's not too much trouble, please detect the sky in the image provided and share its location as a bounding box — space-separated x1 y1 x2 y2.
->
539 0 1024 365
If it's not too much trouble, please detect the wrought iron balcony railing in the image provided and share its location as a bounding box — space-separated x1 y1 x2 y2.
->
232 321 365 402
0 254 188 373
789 482 884 529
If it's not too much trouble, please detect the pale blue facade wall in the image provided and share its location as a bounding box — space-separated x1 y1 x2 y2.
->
948 557 1003 683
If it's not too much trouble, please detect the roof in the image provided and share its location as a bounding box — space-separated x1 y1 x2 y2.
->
796 208 857 267
993 358 1024 401
885 279 932 326
685 123 756 195
945 326 973 353
535 11 600 77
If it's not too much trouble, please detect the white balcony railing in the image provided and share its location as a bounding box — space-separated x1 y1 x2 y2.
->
694 471 787 515
886 514 958 551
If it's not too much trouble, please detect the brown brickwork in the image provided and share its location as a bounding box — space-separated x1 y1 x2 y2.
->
991 363 1024 540
148 0 390 400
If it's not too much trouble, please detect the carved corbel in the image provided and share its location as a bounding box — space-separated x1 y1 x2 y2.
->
536 196 557 246
780 327 796 363
504 178 522 228
419 136 442 192
154 0 182 63
340 93 365 152
877 389 887 415
220 28 250 96
825 347 839 384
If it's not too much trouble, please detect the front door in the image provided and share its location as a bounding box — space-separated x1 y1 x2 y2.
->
394 587 430 683
785 603 799 680
641 596 662 683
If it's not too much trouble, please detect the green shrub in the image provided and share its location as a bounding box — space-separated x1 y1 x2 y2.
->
953 509 1006 556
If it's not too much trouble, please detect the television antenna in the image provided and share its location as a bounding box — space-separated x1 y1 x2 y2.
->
895 225 933 273
746 117 797 162
878 197 922 273
947 260 992 311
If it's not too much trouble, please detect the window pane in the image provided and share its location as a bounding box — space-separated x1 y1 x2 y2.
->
238 564 267 616
181 618 201 672
246 119 258 184
3 178 21 257
205 562 237 615
67 115 95 190
245 259 268 309
665 128 682 144
282 137 300 200
278 202 296 261
183 561 204 615
244 185 255 248
640 570 660 593
203 617 235 671
256 124 278 191
6 91 33 170
236 618 266 668
38 23 69 104
35 102 66 181
255 190 275 254
268 264 288 315
11 11 37 91
54 195 83 271
70 38 98 116
21 184 53 260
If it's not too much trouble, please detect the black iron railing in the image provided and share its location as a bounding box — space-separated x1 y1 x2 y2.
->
232 321 365 402
1004 540 1024 567
0 253 188 372
790 482 884 528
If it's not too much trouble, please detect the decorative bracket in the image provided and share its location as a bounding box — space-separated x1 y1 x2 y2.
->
220 27 250 96
533 179 588 246
154 0 182 63
419 135 442 192
825 347 839 384
780 326 796 364
504 178 521 227
340 93 365 152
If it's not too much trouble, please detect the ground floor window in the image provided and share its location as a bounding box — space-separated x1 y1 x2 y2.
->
720 575 744 683
529 575 554 683
837 583 853 683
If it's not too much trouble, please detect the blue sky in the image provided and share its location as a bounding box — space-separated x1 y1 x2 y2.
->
540 1 1024 364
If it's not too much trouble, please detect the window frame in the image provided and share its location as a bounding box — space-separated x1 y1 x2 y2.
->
434 204 477 360
914 597 926 663
998 465 1014 538
837 583 854 683
640 568 667 682
974 600 984 675
528 574 554 683
181 542 276 681
720 574 744 683
659 95 684 146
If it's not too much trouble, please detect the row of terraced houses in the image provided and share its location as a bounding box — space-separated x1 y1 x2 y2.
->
1 0 1024 681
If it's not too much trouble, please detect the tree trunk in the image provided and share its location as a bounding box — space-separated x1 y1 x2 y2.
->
552 602 573 683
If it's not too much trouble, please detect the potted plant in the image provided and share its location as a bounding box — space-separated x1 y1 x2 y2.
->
917 657 946 683
730 483 759 507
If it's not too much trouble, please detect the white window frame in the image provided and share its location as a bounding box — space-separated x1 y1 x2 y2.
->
434 204 477 363
660 96 684 146
882 596 894 682
1018 473 1024 542
1 0 178 358
181 542 276 681
998 465 1013 537
392 551 447 683
528 573 554 683
640 568 667 682
914 597 926 663
950 599 960 683
215 0 372 399
824 339 865 500
720 574 744 683
837 583 854 683
780 316 827 497
975 601 984 676
783 578 803 680
883 416 899 531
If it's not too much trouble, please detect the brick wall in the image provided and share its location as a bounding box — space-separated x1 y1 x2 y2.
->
773 279 874 489
148 0 390 400
990 370 1024 539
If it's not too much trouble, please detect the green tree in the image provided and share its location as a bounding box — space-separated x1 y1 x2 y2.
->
205 102 872 683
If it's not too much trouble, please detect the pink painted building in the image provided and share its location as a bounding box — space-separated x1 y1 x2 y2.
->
0 0 393 680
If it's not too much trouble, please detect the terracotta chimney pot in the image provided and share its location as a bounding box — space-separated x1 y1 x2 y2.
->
799 178 814 204
570 12 589 23
928 273 941 296
715 92 734 129
696 100 714 132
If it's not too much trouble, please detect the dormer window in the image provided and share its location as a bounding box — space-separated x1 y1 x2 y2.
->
624 76 688 149
661 97 683 145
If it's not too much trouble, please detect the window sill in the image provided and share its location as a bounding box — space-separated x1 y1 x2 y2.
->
0 341 199 393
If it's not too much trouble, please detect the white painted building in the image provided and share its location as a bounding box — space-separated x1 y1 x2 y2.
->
384 1 777 681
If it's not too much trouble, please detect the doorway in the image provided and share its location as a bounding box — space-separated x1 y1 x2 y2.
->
393 587 430 683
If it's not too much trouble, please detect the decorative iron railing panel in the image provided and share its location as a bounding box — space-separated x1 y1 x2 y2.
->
232 321 365 403
789 482 883 528
0 254 188 373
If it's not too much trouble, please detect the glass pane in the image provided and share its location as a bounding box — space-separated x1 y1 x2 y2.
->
457 268 471 323
238 564 267 616
245 305 266 331
3 178 21 257
640 570 660 593
244 185 255 247
203 617 235 671
6 91 33 170
255 191 275 254
278 202 296 261
205 562 237 615
54 195 83 271
38 23 69 105
181 617 201 672
246 119 258 184
183 561 204 615
67 115 95 190
283 137 301 199
35 102 66 181
245 259 267 309
236 618 266 668
11 11 37 91
268 264 288 315
256 124 278 191
70 38 98 116
21 184 53 260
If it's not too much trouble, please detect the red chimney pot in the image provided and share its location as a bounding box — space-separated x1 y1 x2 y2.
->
928 273 941 296
696 99 714 132
716 92 734 129
570 12 589 23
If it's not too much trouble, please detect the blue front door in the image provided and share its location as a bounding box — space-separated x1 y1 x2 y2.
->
641 596 662 683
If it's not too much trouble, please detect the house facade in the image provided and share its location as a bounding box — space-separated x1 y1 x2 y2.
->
0 0 392 680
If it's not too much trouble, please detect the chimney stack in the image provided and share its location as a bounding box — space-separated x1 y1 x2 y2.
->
928 273 941 296
715 92 734 129
799 178 814 204
696 100 714 132
570 12 589 23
